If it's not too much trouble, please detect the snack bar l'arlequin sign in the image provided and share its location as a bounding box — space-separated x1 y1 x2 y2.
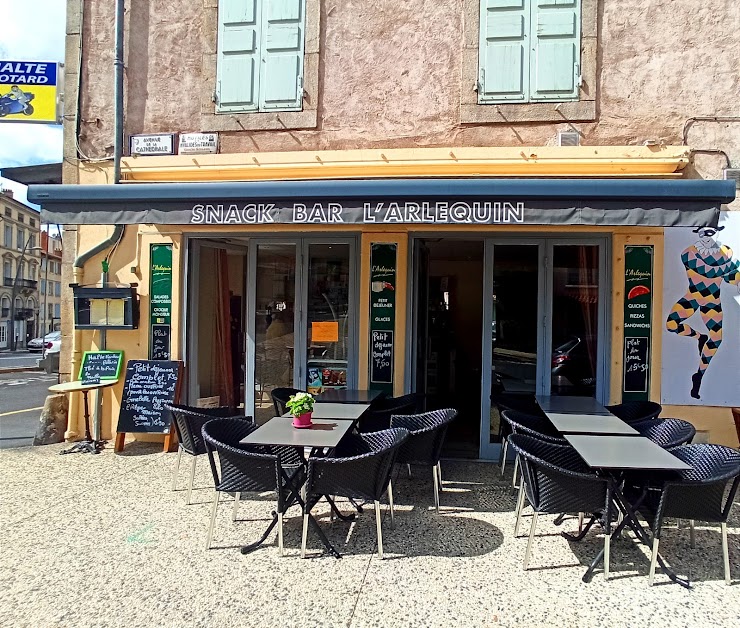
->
623 245 654 401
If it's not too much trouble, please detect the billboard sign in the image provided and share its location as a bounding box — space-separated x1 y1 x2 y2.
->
0 61 60 123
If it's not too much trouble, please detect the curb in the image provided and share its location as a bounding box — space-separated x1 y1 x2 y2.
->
0 367 45 374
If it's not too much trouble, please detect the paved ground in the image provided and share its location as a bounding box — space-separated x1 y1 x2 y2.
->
1 443 738 628
0 372 58 448
0 350 43 370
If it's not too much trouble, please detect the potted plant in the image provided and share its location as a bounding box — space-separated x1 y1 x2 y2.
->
285 392 315 428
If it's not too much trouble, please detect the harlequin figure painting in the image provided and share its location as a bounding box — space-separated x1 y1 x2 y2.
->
665 226 740 399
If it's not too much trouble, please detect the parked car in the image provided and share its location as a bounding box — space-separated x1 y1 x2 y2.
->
28 332 59 353
551 335 596 394
41 331 62 357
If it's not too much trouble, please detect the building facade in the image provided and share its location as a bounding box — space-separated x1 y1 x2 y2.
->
39 0 740 449
40 230 63 336
0 189 41 350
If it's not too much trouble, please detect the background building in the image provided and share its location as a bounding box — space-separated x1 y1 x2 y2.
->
0 189 41 350
37 0 740 447
39 230 63 336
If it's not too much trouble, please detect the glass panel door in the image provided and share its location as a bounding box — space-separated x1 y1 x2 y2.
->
305 243 351 394
253 243 297 424
549 244 600 397
481 242 542 458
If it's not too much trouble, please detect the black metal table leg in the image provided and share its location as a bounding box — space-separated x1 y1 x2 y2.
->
60 390 106 455
240 512 280 554
326 495 356 522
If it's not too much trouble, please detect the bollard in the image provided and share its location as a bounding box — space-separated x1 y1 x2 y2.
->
33 394 69 446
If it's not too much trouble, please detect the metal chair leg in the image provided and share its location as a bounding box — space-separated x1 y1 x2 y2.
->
721 522 731 585
604 523 611 581
186 455 197 505
689 519 695 548
578 512 584 535
206 490 219 550
514 481 526 537
512 456 519 491
407 463 412 478
500 438 509 476
171 447 182 491
374 500 384 559
523 512 538 570
301 513 309 558
436 461 443 491
432 465 440 512
648 537 660 586
232 492 240 521
388 480 395 529
278 512 284 557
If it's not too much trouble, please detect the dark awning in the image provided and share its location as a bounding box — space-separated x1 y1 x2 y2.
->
28 178 735 227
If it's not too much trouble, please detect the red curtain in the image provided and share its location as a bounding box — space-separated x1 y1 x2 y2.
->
211 249 234 407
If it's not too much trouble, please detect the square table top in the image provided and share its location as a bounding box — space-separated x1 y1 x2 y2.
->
535 395 611 415
281 403 370 421
546 413 639 435
564 435 692 471
316 389 383 404
241 417 355 450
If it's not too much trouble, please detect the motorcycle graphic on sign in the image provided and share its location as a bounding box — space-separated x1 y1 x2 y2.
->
0 86 35 117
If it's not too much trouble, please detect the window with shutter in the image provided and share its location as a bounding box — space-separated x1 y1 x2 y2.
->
216 0 305 114
478 0 581 104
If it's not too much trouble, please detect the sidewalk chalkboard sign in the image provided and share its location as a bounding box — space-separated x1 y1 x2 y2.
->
116 360 182 436
78 350 124 383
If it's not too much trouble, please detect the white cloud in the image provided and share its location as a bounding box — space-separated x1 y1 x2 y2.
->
0 0 66 170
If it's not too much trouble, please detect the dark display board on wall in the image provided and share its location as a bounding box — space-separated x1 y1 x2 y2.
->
622 245 654 401
149 244 173 360
369 244 397 395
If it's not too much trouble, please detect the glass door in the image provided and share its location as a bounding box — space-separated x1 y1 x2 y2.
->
480 241 544 459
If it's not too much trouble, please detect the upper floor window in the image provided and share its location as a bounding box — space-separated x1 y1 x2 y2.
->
29 234 36 250
16 228 25 251
478 0 581 104
3 259 11 279
17 213 24 224
216 0 306 114
29 218 36 227
3 225 11 248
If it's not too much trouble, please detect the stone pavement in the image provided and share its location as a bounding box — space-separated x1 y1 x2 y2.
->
1 442 738 628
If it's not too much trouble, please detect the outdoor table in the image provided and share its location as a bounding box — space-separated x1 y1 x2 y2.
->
281 402 370 421
240 417 358 558
535 394 611 415
545 413 638 435
316 388 384 404
564 434 692 587
49 379 119 455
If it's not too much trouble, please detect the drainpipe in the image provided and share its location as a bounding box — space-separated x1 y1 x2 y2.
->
67 0 126 440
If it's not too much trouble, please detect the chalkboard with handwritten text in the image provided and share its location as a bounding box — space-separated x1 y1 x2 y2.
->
623 337 649 394
370 330 394 385
150 324 171 361
78 350 123 383
116 360 182 434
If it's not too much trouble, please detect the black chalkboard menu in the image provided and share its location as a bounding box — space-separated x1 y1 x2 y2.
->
116 360 183 434
623 337 649 394
78 350 124 383
370 330 394 385
150 324 171 361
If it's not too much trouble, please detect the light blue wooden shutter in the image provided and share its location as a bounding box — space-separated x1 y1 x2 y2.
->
217 0 261 112
259 0 305 111
530 0 581 101
478 0 530 103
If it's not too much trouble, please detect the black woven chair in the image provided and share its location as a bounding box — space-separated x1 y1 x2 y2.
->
493 394 545 475
301 428 409 559
166 403 252 504
500 409 566 490
202 418 305 555
271 387 304 416
631 444 740 585
604 400 662 425
389 409 458 511
634 418 696 449
358 393 420 434
508 434 613 576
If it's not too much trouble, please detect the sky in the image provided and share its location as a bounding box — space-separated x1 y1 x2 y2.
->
0 0 66 204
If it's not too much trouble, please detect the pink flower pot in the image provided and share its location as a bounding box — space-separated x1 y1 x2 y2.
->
292 412 313 429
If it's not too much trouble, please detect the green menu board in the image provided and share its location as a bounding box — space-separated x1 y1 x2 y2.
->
150 244 173 360
622 245 653 401
369 243 397 395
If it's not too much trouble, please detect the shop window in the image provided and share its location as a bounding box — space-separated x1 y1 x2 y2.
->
216 0 306 113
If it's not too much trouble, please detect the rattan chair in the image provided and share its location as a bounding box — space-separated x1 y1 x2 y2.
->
202 418 305 555
634 418 696 449
271 387 304 416
166 403 251 504
301 428 408 559
604 400 662 424
500 409 566 490
632 444 740 585
507 434 612 576
358 393 420 434
493 394 546 475
389 409 458 511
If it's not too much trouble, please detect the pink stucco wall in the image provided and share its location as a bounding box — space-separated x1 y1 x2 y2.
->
75 0 740 170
